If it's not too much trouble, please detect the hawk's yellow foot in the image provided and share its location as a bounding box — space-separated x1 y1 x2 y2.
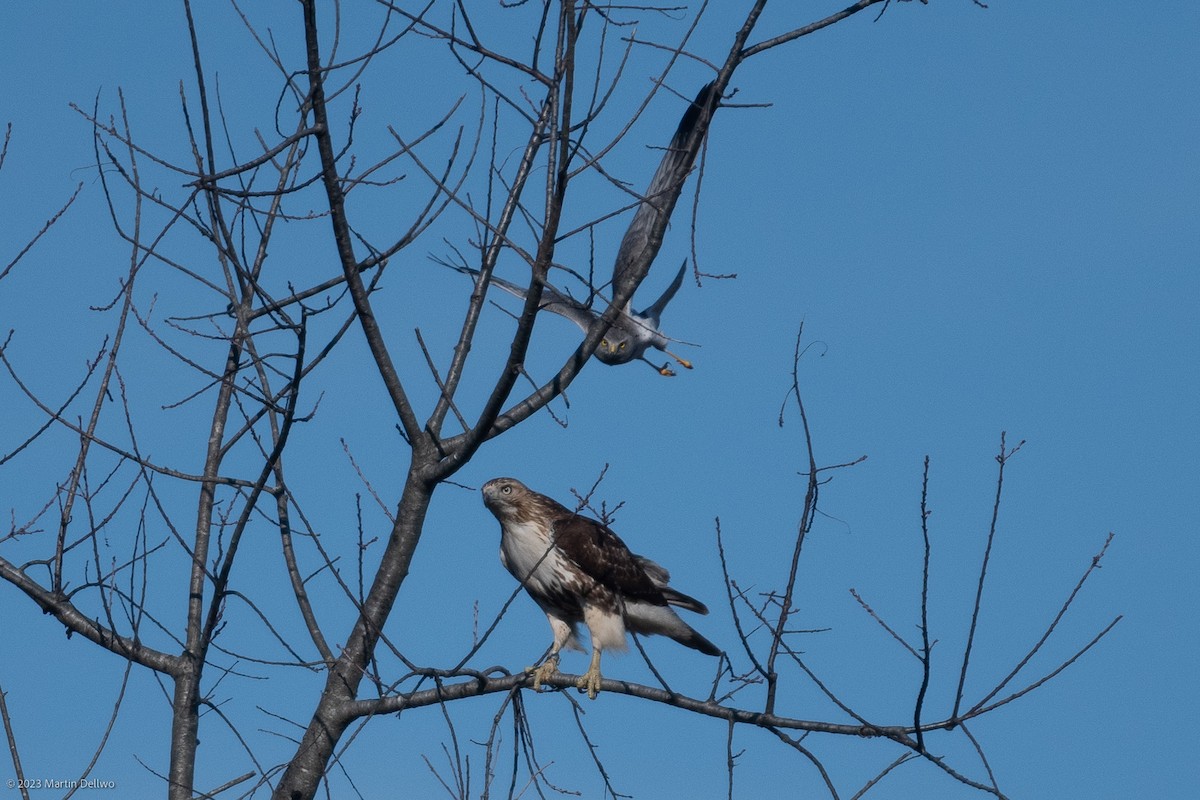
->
525 655 560 692
664 348 693 370
576 650 604 700
656 364 677 377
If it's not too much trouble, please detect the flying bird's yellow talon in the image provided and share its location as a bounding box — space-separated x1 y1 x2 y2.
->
664 348 693 370
657 364 677 377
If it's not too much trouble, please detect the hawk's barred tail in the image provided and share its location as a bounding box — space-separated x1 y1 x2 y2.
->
623 599 721 657
674 626 722 658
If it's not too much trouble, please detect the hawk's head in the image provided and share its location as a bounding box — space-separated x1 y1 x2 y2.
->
595 331 634 365
481 477 535 522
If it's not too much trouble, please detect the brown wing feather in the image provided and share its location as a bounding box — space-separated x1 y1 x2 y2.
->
549 513 669 606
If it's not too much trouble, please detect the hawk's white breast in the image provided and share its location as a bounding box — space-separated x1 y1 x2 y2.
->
499 516 628 652
499 519 573 596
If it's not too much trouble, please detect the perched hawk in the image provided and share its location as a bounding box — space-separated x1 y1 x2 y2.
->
481 477 721 699
451 82 719 376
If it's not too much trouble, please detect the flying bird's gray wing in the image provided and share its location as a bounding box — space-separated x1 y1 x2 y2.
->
611 82 718 307
448 264 597 333
636 259 688 329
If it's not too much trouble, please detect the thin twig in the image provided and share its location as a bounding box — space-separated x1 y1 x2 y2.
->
913 456 933 752
952 432 1024 720
0 682 30 800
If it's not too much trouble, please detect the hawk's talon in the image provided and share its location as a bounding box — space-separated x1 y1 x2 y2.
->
663 347 693 370
576 649 604 699
576 666 603 700
525 655 560 692
657 364 677 377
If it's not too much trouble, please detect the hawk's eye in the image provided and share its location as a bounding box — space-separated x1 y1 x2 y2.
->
618 341 627 351
600 338 609 348
501 485 512 494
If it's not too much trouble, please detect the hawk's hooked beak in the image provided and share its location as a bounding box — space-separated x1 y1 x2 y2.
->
481 477 513 512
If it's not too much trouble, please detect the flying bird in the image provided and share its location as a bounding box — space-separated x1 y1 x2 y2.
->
451 82 718 376
481 476 720 699
448 258 691 375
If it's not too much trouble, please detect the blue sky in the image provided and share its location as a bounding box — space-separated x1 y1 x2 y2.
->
1 3 1196 799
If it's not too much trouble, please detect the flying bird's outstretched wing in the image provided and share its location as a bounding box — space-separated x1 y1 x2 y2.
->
447 263 596 333
481 476 720 699
611 82 718 307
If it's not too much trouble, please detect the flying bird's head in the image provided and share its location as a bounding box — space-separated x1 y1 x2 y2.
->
481 476 532 520
595 331 634 365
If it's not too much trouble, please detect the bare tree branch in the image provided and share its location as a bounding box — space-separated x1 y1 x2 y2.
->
0 3 1113 799
952 432 1025 720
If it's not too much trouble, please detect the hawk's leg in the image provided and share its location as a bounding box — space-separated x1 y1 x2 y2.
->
643 349 693 376
640 357 677 377
663 347 693 370
576 647 604 700
525 615 572 692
